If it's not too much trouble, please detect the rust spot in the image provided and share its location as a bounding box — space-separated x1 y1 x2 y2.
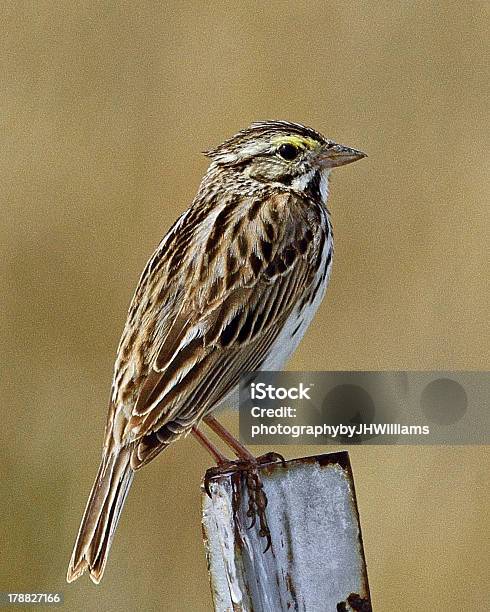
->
337 593 372 612
315 450 350 471
285 572 299 611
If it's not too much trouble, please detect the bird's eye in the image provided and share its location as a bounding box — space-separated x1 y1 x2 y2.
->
278 143 299 161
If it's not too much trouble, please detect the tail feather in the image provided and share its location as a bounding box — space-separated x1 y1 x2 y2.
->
67 447 134 584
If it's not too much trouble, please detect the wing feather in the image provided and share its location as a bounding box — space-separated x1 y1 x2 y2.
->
109 191 325 466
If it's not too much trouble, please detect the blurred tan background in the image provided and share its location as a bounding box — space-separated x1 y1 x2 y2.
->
1 1 488 610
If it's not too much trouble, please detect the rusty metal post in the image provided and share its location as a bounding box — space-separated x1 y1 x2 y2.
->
201 451 371 611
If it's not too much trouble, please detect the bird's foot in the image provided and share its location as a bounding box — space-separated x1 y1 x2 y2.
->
203 452 286 553
244 468 272 552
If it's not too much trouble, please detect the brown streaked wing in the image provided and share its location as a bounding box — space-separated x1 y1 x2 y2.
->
131 320 288 468
126 192 320 449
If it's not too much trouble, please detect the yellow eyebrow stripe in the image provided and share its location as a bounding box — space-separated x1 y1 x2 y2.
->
271 135 319 149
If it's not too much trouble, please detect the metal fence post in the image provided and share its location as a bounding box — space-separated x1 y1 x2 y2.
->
202 451 371 611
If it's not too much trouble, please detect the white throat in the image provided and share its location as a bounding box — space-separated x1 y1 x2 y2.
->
290 168 330 203
291 169 315 192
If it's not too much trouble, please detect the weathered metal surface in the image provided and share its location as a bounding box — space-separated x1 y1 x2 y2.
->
202 451 371 611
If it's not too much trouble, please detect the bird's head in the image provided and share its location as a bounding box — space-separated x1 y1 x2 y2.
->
205 120 366 199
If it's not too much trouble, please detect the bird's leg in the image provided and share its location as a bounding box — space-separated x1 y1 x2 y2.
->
192 425 244 498
203 415 286 466
200 415 284 552
203 415 256 461
191 426 229 465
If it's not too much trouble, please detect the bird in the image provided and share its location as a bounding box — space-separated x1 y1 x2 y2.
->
66 120 366 584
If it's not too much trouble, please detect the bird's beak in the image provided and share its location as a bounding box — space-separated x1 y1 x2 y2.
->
316 143 367 168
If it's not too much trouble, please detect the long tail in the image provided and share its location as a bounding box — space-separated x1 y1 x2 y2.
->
67 446 134 584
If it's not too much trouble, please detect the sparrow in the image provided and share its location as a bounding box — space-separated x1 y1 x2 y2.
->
67 120 366 583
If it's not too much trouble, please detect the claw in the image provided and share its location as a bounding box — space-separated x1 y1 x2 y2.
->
242 467 273 553
204 472 214 498
263 535 272 553
203 465 228 498
257 451 286 466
